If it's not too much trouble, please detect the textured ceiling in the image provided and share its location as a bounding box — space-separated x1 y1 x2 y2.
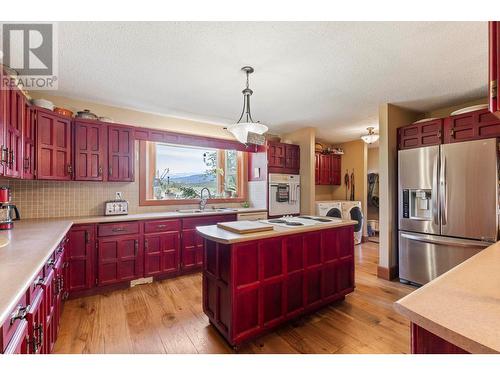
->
53 21 487 142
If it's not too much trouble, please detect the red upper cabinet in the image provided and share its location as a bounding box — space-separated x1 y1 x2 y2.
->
268 141 300 174
74 120 106 181
489 21 500 119
23 103 36 179
267 141 285 169
444 109 500 143
398 119 443 150
0 82 6 177
36 108 72 180
4 87 25 178
284 144 300 172
315 153 341 186
108 125 134 182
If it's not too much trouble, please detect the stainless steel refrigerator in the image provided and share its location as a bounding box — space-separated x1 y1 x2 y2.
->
398 138 499 285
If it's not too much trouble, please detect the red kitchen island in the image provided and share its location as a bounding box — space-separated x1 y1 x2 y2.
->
196 217 356 347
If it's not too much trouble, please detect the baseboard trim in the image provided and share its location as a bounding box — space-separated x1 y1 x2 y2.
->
377 265 399 280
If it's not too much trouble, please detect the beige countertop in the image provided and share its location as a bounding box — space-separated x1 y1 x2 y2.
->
0 220 73 326
394 241 500 354
70 207 267 224
0 207 266 327
196 219 357 244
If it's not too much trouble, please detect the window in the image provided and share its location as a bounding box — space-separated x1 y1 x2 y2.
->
140 141 246 205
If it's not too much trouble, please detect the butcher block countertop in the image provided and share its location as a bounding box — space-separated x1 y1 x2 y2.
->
395 241 500 354
0 220 73 326
197 219 357 244
0 207 266 327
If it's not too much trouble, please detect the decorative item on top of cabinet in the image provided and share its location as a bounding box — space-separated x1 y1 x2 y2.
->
489 21 500 119
443 108 500 144
108 125 135 182
397 118 443 150
73 120 107 181
36 107 72 180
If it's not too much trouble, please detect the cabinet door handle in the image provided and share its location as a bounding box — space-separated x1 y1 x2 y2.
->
8 150 14 168
84 230 89 244
98 165 103 176
134 240 139 256
157 224 166 229
450 128 455 138
0 146 6 164
108 166 113 176
144 239 148 250
67 164 73 175
10 305 29 325
111 227 125 232
24 157 30 171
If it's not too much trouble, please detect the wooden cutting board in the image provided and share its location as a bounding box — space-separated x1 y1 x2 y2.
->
217 220 274 234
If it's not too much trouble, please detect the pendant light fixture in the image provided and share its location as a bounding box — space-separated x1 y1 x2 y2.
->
361 127 379 144
227 66 268 144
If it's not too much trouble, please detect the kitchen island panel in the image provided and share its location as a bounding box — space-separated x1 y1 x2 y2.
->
201 222 355 347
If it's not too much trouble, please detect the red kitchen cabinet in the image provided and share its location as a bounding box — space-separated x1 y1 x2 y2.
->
108 125 134 182
23 103 36 179
67 225 95 294
284 144 300 172
0 80 6 176
268 141 300 174
26 289 45 354
144 231 180 277
74 120 107 181
97 234 142 286
181 214 237 272
443 109 500 143
315 153 341 185
4 87 24 178
41 266 56 354
489 21 500 119
36 108 72 180
397 119 443 150
3 320 28 354
267 141 285 169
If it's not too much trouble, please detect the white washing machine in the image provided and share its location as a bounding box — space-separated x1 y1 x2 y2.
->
315 200 364 245
315 201 343 219
341 201 363 245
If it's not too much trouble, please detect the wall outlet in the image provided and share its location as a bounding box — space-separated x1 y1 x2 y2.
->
115 192 123 200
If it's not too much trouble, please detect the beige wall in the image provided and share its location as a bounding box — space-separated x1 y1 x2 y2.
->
378 104 422 270
281 128 316 215
315 185 334 202
367 147 379 174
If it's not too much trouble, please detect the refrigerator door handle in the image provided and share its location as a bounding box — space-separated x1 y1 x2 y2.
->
432 155 439 225
400 232 492 248
440 154 447 225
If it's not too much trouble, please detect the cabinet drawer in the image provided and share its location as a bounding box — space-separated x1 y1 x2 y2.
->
98 222 140 237
144 219 181 233
1 293 28 353
182 214 237 229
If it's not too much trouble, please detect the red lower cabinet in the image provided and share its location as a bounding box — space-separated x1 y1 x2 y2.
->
203 225 355 346
144 231 180 277
3 320 28 354
67 225 95 294
26 290 45 354
97 234 143 286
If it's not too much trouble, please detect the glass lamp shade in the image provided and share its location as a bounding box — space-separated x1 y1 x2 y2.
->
361 134 379 144
227 122 269 143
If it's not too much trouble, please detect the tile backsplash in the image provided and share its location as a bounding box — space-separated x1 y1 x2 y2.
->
2 177 267 219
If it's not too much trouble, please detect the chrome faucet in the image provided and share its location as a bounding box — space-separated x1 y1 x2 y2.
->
199 188 211 211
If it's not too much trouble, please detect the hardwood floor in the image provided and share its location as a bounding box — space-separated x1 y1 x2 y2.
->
53 242 416 354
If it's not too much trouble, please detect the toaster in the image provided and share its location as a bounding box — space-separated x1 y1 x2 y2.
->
104 200 129 216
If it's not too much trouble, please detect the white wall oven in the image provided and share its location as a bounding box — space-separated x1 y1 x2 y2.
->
268 174 300 217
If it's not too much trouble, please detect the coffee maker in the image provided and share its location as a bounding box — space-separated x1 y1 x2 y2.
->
0 186 20 230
